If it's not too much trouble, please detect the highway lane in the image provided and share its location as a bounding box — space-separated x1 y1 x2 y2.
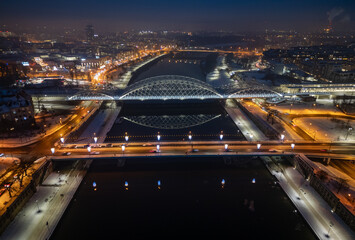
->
53 142 355 159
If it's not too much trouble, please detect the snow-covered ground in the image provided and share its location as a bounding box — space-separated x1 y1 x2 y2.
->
73 102 121 144
206 56 235 88
270 99 343 115
0 157 20 178
293 117 355 142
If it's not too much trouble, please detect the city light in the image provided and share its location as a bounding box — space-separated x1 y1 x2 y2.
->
3 4 355 240
157 132 161 141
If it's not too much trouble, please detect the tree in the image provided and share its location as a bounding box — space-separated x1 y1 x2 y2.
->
317 170 329 181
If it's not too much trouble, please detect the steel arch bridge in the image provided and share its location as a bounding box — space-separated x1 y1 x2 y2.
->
68 91 115 101
123 114 221 129
119 75 223 100
66 75 283 101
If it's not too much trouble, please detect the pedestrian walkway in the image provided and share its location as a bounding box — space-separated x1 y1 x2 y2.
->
262 156 355 240
0 160 92 240
224 99 267 141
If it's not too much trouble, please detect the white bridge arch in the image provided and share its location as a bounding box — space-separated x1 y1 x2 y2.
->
66 75 285 100
67 91 114 101
119 75 223 100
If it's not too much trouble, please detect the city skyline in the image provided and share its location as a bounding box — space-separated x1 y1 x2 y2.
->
1 0 355 33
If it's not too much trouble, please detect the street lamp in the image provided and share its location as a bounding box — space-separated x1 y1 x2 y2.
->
60 137 64 144
125 132 129 142
257 143 261 150
249 134 254 141
219 131 223 140
157 132 161 141
188 131 192 141
224 144 228 151
157 144 160 152
94 137 98 144
50 147 55 155
122 145 126 153
326 221 334 238
87 146 91 153
345 127 352 140
291 143 295 150
280 134 285 142
35 200 40 212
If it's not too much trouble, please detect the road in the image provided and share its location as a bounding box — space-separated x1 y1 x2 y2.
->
54 141 355 160
0 101 100 160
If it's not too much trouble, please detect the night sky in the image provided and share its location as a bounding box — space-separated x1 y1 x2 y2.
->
1 0 355 32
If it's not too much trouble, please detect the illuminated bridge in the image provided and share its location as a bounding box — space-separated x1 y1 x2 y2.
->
68 75 282 101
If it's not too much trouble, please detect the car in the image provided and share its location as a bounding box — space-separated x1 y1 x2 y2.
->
62 152 71 156
0 153 4 157
0 188 6 196
191 149 199 152
149 149 159 153
268 149 281 152
4 182 12 188
90 151 100 155
106 144 112 147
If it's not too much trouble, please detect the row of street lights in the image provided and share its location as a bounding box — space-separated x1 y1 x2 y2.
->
51 142 296 155
53 131 294 155
59 131 287 146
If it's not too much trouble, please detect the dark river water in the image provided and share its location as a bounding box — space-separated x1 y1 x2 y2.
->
51 157 316 240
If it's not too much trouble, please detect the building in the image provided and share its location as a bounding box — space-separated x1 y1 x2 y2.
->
0 89 35 131
85 25 94 42
329 70 355 83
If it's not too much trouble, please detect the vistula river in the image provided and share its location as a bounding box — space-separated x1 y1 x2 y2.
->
51 53 316 240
